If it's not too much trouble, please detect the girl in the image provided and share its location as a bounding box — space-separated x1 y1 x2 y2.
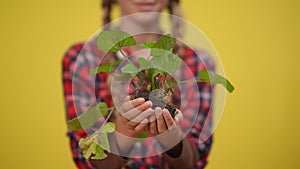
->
63 0 214 168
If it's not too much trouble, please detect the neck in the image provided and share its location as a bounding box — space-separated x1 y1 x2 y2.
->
118 13 162 34
118 16 162 53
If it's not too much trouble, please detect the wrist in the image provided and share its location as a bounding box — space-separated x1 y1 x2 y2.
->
157 125 183 149
165 141 183 158
113 131 135 156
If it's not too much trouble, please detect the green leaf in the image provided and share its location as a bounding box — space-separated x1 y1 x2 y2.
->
165 79 171 87
98 102 109 117
89 142 97 154
117 73 133 82
121 63 138 74
141 34 175 52
91 146 107 159
138 58 148 70
90 63 111 74
137 131 148 142
150 48 168 57
147 83 151 91
79 137 93 149
165 80 177 94
83 141 97 159
99 133 110 152
146 68 164 84
149 52 181 74
140 42 156 48
145 68 154 80
198 70 235 93
100 122 115 133
141 34 176 57
135 71 143 80
97 30 136 52
89 60 122 74
80 136 110 160
67 102 108 130
153 34 176 51
151 71 162 85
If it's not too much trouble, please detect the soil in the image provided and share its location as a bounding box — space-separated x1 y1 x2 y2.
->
130 89 178 118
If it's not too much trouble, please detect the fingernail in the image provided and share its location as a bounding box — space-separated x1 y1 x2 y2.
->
146 101 152 107
141 118 148 123
137 97 145 102
174 116 179 122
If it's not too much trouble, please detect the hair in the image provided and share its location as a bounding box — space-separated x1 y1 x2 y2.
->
101 0 186 57
167 0 185 57
101 0 115 28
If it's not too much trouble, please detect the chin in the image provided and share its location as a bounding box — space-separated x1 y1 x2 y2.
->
131 12 161 27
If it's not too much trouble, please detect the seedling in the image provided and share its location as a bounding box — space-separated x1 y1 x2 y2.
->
67 30 234 159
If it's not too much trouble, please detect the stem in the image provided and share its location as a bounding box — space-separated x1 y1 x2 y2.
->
139 77 147 88
136 72 146 88
120 49 134 64
170 79 204 88
179 79 205 84
178 79 196 84
107 107 114 111
94 107 115 136
146 53 152 63
131 81 137 89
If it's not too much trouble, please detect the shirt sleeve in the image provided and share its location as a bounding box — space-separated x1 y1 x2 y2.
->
62 44 129 169
162 48 215 169
190 49 215 168
62 43 93 169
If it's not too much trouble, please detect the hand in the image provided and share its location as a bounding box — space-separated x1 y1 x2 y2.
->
149 107 183 149
113 96 154 153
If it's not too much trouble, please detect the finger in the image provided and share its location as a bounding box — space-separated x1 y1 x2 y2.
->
134 119 149 133
163 109 176 129
126 108 153 130
123 101 152 120
124 95 130 101
149 114 158 135
155 107 167 133
174 109 183 124
119 97 145 113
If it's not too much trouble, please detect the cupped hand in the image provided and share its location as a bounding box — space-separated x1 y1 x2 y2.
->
115 96 154 137
149 107 183 149
113 96 154 153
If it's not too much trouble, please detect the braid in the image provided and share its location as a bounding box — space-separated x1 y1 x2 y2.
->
101 0 117 63
102 0 115 30
168 0 185 58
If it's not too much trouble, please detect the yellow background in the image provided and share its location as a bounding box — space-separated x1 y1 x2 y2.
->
0 0 299 169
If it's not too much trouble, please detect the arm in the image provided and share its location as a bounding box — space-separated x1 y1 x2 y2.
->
62 44 130 169
149 49 215 169
149 108 201 169
91 96 155 168
63 44 93 169
175 49 214 168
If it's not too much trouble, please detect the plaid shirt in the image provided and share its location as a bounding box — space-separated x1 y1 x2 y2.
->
62 40 215 169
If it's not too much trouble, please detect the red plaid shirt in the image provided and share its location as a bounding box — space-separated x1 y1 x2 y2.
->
62 40 215 169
